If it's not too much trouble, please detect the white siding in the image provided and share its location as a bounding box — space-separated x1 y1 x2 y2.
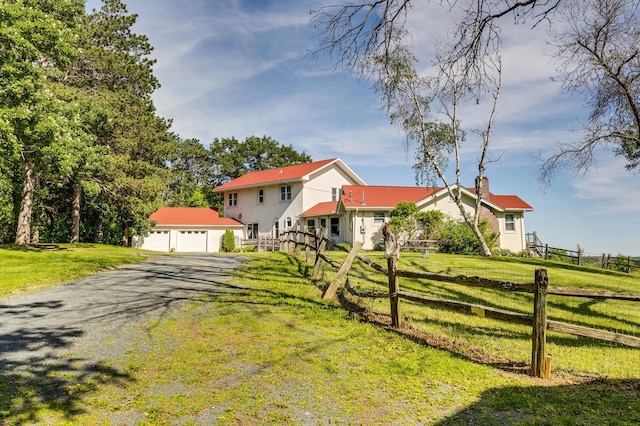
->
220 162 365 239
136 226 243 253
498 212 526 252
139 230 170 252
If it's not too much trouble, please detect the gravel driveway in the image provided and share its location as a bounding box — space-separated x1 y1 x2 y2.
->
0 254 246 373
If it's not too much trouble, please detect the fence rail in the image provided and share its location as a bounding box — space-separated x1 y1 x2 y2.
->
526 232 639 273
240 236 281 252
280 226 640 379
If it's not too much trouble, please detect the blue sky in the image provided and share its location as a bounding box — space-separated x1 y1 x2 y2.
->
86 0 640 256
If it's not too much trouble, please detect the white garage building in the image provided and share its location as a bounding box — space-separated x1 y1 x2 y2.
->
134 207 244 253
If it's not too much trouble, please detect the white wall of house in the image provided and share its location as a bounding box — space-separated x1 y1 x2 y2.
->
496 212 527 252
418 191 475 219
135 225 244 253
220 163 364 239
303 166 354 210
224 181 304 238
340 192 529 252
343 210 388 250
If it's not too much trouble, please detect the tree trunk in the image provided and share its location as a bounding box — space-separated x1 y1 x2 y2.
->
15 164 35 245
471 221 492 257
121 218 129 246
70 183 81 243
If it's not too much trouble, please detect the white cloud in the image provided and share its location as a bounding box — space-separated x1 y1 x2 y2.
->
572 154 640 213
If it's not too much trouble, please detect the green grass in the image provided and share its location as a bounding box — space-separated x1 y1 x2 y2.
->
0 243 150 298
325 251 640 378
2 249 640 424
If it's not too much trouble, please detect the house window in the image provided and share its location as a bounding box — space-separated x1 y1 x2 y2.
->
258 188 264 204
274 220 279 238
330 217 339 237
332 187 339 202
307 219 315 232
373 212 385 224
286 217 292 228
280 185 292 201
320 218 326 229
228 192 237 207
505 214 515 232
248 223 259 239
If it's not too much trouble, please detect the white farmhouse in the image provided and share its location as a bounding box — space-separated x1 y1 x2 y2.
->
213 158 366 240
133 158 533 253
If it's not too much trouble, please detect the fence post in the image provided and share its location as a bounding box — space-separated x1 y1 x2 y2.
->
577 246 582 266
312 228 328 280
531 268 549 379
322 241 362 299
607 253 611 270
304 226 311 264
628 256 632 273
382 224 401 328
288 229 294 253
544 244 549 260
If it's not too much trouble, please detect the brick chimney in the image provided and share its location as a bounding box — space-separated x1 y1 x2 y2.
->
475 176 489 198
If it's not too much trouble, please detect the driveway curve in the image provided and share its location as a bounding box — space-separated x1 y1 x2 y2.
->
0 254 246 371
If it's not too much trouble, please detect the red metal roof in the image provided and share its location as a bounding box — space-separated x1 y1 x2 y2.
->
484 194 533 211
299 201 339 217
341 185 438 209
149 207 243 226
214 158 338 191
341 185 533 211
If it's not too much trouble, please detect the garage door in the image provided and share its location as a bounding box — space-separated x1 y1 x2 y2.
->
142 230 170 252
177 230 207 252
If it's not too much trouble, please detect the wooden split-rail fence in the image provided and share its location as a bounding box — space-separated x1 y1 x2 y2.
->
526 232 639 272
281 225 640 380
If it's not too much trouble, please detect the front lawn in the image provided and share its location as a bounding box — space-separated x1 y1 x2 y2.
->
0 244 150 298
63 252 640 424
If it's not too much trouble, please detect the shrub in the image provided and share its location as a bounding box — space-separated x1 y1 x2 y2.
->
612 254 630 273
221 229 235 252
437 218 497 255
389 202 444 241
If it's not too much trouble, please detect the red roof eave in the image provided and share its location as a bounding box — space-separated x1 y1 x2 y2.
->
213 158 339 192
299 201 339 217
149 207 244 227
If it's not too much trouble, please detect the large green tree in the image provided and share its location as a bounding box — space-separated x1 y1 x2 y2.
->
166 138 211 207
0 0 177 245
61 0 177 245
0 0 88 245
209 135 311 210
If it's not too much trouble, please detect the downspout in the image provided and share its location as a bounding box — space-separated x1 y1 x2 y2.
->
520 212 526 251
353 208 358 245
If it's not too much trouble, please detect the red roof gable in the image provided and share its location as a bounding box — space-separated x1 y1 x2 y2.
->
341 185 438 209
300 201 339 217
214 158 338 191
149 207 243 226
